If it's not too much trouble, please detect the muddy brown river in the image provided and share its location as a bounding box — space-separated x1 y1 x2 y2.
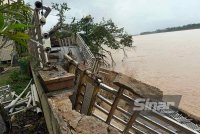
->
106 29 200 119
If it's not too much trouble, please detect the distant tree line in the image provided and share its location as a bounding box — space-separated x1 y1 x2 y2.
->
140 23 200 35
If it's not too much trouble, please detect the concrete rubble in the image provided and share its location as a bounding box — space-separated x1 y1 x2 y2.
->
48 92 119 134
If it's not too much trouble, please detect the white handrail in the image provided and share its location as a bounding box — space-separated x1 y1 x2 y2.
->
76 33 95 66
76 34 94 57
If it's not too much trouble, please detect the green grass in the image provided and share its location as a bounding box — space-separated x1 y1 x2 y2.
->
0 63 9 68
0 68 18 86
0 67 31 95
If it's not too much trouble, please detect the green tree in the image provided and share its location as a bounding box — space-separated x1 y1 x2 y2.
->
49 3 70 37
69 16 133 66
0 1 32 51
50 3 133 66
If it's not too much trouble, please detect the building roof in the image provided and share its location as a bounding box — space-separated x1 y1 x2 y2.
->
0 46 13 61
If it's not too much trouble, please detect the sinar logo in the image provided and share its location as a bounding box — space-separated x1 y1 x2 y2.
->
133 98 175 111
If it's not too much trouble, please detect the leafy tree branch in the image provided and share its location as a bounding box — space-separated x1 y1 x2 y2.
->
0 1 32 52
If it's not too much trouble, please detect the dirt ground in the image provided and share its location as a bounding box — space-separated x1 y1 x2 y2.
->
11 110 48 134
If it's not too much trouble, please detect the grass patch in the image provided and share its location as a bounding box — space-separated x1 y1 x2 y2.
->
0 67 31 95
0 64 10 68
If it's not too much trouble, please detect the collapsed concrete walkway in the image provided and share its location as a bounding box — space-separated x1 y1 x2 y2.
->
48 92 119 134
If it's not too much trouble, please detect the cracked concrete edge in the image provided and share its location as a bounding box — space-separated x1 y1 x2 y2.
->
48 92 120 134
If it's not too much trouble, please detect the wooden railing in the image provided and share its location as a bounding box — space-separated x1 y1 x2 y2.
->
64 54 199 134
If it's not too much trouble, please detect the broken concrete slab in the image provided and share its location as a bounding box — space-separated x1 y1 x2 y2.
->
48 92 119 134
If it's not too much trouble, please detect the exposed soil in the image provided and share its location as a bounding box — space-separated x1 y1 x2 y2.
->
11 110 48 134
0 66 4 73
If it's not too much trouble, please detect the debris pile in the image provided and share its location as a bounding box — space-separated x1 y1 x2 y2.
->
11 110 48 134
48 92 119 134
0 79 42 116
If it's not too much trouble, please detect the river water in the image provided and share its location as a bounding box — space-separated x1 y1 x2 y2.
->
106 29 200 119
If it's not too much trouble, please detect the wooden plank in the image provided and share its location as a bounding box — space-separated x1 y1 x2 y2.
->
106 88 124 124
87 85 100 115
74 71 86 110
38 66 74 83
69 64 76 74
38 66 75 91
81 83 94 114
70 68 81 106
123 111 140 134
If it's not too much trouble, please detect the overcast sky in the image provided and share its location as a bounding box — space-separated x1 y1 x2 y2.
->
25 0 200 34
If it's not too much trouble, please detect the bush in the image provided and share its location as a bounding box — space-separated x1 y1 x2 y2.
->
9 70 20 82
18 56 31 75
9 70 31 94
